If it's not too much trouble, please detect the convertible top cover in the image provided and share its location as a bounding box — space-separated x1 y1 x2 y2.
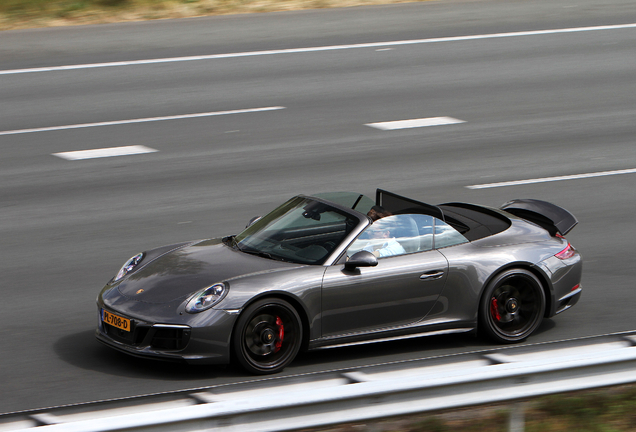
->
375 189 511 241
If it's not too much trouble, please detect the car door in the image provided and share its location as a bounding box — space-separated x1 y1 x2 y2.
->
321 249 449 337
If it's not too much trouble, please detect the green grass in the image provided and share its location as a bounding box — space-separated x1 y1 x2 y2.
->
302 385 636 432
0 0 130 25
1 0 121 16
527 387 636 432
0 0 426 30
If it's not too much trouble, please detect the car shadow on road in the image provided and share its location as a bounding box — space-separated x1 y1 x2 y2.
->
292 332 483 371
53 329 237 380
56 320 558 379
534 317 557 335
292 320 558 371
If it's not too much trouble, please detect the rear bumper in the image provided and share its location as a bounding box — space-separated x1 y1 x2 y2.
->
555 285 582 314
537 252 583 317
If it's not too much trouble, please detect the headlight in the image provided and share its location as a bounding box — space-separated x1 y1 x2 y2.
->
186 283 227 313
113 252 144 283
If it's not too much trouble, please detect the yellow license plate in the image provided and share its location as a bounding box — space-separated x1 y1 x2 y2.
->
103 309 131 332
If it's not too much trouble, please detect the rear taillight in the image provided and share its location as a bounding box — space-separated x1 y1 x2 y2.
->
555 242 576 260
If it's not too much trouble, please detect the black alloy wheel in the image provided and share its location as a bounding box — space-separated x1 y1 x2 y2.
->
479 269 546 343
232 298 302 375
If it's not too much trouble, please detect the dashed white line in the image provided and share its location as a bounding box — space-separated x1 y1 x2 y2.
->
1 23 635 75
366 117 465 130
0 106 285 136
53 145 157 160
466 168 636 189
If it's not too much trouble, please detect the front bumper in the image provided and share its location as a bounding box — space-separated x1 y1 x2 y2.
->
95 305 236 365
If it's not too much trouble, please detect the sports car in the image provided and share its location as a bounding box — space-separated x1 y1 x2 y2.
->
96 189 582 374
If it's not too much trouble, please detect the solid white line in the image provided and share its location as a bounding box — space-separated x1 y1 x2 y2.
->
366 117 465 130
2 23 636 75
0 107 285 136
466 168 636 189
53 145 158 160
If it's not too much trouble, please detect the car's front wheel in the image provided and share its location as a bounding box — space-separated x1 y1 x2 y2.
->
479 269 546 343
232 298 302 375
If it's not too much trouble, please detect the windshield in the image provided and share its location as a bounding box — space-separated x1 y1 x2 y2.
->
233 196 362 265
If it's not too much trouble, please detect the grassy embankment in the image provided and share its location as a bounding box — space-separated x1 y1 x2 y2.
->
308 385 636 432
0 0 422 30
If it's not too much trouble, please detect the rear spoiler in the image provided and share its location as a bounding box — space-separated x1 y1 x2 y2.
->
500 199 578 236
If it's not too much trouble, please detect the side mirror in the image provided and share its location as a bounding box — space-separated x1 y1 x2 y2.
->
246 216 262 228
344 250 378 270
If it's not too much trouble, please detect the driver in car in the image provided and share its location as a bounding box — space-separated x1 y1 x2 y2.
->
363 218 406 258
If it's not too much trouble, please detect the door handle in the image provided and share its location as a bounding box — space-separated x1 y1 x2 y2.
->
420 271 444 280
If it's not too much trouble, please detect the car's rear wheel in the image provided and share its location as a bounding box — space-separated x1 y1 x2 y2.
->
479 269 546 343
232 298 302 375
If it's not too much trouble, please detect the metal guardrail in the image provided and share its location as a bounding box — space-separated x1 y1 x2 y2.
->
3 332 636 432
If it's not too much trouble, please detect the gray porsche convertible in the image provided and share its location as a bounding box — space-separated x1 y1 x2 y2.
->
96 189 582 374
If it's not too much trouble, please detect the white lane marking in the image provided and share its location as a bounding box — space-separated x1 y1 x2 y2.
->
0 106 284 136
2 23 635 75
53 145 157 160
366 117 465 130
466 168 636 189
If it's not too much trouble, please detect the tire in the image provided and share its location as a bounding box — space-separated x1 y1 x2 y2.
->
232 298 302 375
479 269 546 343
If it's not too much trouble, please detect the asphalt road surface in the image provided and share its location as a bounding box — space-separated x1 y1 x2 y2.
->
1 0 635 415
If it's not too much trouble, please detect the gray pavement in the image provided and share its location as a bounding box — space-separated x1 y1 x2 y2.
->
1 0 635 414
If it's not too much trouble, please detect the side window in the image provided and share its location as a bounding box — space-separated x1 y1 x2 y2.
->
434 219 469 249
347 214 435 258
410 214 434 252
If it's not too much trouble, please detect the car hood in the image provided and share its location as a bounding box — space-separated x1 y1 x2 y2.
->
116 238 304 304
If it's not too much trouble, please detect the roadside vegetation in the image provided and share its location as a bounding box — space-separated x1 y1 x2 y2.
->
306 385 636 432
0 0 425 30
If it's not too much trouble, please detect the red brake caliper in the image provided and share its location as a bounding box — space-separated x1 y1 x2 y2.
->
490 297 501 321
274 317 284 352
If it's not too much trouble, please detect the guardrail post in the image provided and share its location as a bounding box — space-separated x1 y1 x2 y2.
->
508 402 525 432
